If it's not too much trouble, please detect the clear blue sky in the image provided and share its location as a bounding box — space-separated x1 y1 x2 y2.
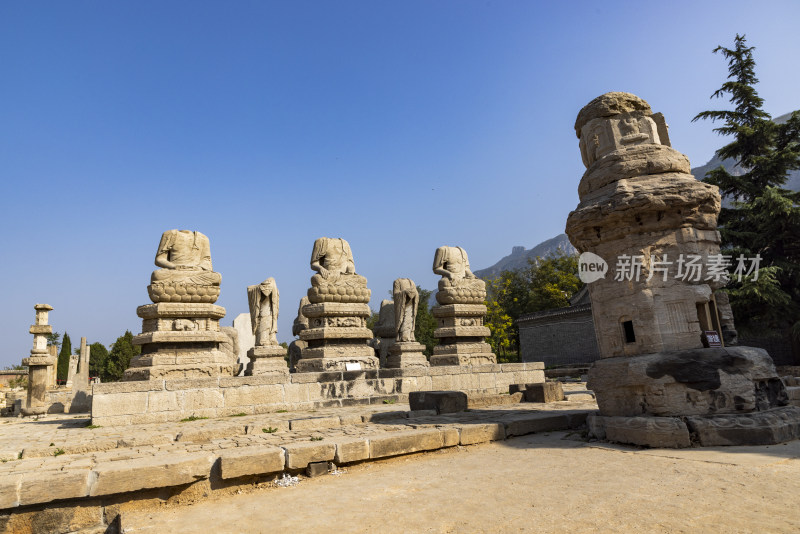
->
2 1 798 368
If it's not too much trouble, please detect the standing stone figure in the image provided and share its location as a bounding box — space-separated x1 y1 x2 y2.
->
124 230 234 380
385 278 429 369
245 277 288 377
393 278 418 342
297 237 377 372
247 277 279 346
429 247 495 366
566 92 799 447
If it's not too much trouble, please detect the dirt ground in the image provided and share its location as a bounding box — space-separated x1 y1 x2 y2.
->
122 431 800 533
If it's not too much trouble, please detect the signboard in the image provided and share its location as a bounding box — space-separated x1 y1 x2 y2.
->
702 330 723 348
345 362 362 371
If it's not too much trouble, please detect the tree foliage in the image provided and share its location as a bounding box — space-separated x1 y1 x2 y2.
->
103 331 141 382
57 332 72 383
414 286 437 357
88 342 109 379
693 34 800 337
483 253 582 360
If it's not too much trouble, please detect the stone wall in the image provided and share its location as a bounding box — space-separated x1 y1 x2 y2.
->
518 305 599 367
91 363 545 426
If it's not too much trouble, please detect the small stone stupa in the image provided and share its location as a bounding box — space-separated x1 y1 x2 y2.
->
124 230 236 380
430 246 496 366
566 92 800 447
296 237 378 372
22 304 57 415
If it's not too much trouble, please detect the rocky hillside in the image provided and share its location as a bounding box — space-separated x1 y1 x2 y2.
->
473 234 576 279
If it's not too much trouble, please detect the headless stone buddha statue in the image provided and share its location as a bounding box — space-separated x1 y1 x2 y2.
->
247 277 279 346
392 278 418 342
308 237 370 303
148 230 221 303
432 246 486 305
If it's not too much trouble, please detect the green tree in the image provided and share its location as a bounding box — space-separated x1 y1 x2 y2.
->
46 332 61 351
414 287 437 357
88 342 109 378
104 331 141 382
483 252 582 358
56 332 72 383
693 34 800 337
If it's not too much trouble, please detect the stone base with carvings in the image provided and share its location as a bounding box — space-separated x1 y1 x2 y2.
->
386 341 430 369
246 344 289 377
297 301 378 372
124 302 236 381
430 304 496 367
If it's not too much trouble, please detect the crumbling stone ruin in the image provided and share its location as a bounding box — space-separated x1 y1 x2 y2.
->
566 92 800 447
21 304 56 416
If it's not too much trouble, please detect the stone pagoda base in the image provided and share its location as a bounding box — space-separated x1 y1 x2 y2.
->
22 353 56 416
246 344 289 377
430 304 496 366
124 303 236 380
586 346 800 447
297 302 378 372
386 341 430 369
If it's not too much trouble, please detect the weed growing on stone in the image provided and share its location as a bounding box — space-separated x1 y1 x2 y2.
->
276 409 288 413
229 412 248 417
53 449 65 457
17 452 22 460
180 415 209 422
310 436 323 441
262 427 278 433
49 443 54 447
382 399 396 404
85 424 101 429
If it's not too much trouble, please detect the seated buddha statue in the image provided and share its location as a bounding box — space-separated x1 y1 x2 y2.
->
148 230 221 303
432 246 486 305
308 237 369 303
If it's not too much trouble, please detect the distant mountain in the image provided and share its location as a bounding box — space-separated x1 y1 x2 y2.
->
473 234 576 279
691 111 800 194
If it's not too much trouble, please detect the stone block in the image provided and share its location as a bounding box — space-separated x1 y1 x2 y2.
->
334 438 370 464
369 429 443 459
218 445 285 479
0 474 21 509
283 442 336 469
586 413 607 439
503 413 573 437
441 428 460 447
409 391 468 414
19 469 90 506
685 406 800 446
164 378 220 391
603 416 691 448
92 381 164 395
91 392 149 417
361 410 408 423
180 389 224 411
306 461 329 478
429 374 456 391
523 382 565 403
219 375 287 387
459 423 506 445
90 452 215 496
147 391 178 412
289 416 341 431
223 384 283 407
338 413 363 426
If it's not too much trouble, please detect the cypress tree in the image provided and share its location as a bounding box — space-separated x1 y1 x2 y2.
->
693 34 800 336
56 332 72 383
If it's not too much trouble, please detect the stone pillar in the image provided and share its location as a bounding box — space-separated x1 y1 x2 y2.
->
47 344 58 389
430 247 496 366
385 278 429 369
296 237 378 372
232 313 256 376
73 337 90 390
22 304 57 416
124 230 235 380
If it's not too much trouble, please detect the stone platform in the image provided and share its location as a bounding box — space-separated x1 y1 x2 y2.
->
91 363 545 426
0 397 593 532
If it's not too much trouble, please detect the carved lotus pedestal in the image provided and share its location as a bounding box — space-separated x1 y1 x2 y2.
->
124 303 236 380
587 346 800 447
386 342 430 369
296 302 378 372
246 344 289 377
430 304 496 366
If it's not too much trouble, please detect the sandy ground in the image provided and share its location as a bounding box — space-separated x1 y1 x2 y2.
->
123 431 800 533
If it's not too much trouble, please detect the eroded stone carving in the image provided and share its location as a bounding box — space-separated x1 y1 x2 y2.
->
22 304 56 416
147 230 221 303
297 238 378 372
430 248 495 367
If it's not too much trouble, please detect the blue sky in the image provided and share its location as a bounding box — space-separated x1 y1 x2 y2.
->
1 1 798 367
